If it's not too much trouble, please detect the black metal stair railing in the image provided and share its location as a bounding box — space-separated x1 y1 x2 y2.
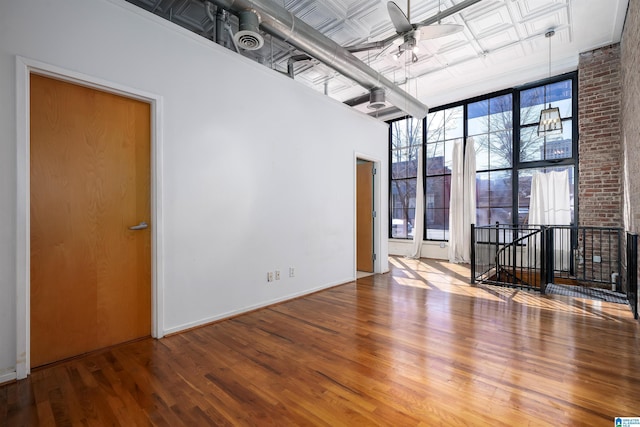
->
626 233 638 319
471 223 639 319
471 223 545 291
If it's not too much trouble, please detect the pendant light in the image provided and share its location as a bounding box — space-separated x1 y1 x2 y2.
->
538 30 562 136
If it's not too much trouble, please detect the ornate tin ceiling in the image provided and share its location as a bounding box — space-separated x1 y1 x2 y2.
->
125 0 628 114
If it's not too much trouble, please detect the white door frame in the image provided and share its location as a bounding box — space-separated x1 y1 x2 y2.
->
15 56 165 379
354 153 383 275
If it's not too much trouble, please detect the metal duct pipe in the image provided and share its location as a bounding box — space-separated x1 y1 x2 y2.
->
207 0 428 119
217 9 231 49
205 1 231 49
235 10 264 50
368 88 386 110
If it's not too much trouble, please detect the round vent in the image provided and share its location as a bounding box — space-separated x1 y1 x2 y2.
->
233 10 264 51
234 30 264 50
368 88 386 110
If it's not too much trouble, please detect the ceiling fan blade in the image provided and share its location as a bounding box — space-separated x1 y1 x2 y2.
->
387 1 413 33
418 23 464 39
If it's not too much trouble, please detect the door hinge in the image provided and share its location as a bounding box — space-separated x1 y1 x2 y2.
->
373 253 377 261
372 168 377 175
372 210 377 218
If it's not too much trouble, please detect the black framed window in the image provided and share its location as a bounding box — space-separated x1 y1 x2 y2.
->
390 117 422 239
425 106 463 240
389 72 578 241
469 93 514 226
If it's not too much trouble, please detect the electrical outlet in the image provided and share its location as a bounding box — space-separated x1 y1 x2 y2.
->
275 270 281 280
267 272 274 282
289 267 295 277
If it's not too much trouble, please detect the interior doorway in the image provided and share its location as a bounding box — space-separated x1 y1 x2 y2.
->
29 74 152 367
356 159 375 274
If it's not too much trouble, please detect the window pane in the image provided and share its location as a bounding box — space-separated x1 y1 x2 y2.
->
391 118 422 149
425 208 449 239
446 106 464 139
548 80 572 118
520 119 572 162
468 100 488 135
519 126 543 162
426 176 449 209
391 179 417 238
426 142 444 175
444 138 457 171
426 226 446 241
476 170 512 225
474 135 489 171
476 208 490 226
520 80 572 126
489 131 512 168
544 119 572 159
489 95 512 131
426 110 444 142
426 140 454 176
488 170 512 207
391 154 407 179
490 208 511 225
520 87 545 125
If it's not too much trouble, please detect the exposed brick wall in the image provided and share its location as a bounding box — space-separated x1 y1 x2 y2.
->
622 0 640 233
578 44 622 228
621 0 640 309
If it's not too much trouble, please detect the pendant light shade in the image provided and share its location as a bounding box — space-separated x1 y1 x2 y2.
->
538 30 562 137
538 104 562 136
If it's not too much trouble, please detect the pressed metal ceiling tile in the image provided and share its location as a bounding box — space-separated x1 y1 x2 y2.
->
124 0 628 110
522 8 571 38
514 0 569 21
476 26 521 52
465 4 515 38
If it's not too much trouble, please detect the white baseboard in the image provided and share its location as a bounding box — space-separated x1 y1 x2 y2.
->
163 277 353 336
0 370 17 385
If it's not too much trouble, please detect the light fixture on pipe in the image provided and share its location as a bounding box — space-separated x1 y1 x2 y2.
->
538 30 562 136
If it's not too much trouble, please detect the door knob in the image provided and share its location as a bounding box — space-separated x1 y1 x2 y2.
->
128 221 148 230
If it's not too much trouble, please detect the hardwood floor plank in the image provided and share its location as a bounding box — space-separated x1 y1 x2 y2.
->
2 257 639 425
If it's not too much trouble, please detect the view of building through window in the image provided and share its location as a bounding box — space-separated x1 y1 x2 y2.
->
390 118 421 239
390 75 576 240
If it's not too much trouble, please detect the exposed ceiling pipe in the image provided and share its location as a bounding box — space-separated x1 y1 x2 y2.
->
205 1 233 50
206 0 428 119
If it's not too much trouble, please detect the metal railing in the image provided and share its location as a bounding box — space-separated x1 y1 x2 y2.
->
471 224 638 319
626 233 638 319
472 224 622 289
471 223 546 291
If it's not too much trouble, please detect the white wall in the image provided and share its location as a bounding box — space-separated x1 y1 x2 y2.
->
0 0 388 380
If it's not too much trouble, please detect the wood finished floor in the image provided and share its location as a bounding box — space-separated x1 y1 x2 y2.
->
2 256 640 426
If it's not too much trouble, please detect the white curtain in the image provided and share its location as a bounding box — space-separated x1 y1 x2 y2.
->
529 170 571 270
448 138 476 263
408 144 425 259
529 170 571 225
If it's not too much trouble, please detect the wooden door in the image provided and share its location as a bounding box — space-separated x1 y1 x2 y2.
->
356 161 374 272
30 74 151 367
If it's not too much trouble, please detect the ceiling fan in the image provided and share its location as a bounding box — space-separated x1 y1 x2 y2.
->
387 0 464 62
